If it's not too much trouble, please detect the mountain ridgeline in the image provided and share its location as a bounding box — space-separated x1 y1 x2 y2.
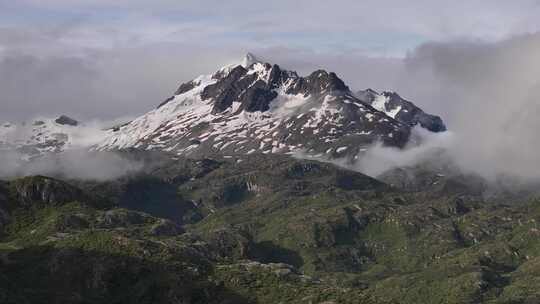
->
96 53 446 159
0 54 445 161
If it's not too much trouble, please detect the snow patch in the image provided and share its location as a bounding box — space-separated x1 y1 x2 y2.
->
336 146 348 153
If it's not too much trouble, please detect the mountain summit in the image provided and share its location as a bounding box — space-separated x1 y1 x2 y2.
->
96 54 446 159
241 52 261 67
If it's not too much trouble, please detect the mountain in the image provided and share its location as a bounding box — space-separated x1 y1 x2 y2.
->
0 115 100 159
2 52 540 303
96 54 446 160
356 89 446 132
0 54 446 164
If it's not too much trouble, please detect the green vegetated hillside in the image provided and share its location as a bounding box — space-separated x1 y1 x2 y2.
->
1 153 540 304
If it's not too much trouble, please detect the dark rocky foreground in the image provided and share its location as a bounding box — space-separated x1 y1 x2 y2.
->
1 152 540 303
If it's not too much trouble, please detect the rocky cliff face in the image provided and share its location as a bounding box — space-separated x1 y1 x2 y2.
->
10 176 88 207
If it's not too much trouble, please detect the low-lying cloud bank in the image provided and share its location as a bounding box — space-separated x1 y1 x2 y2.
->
380 33 540 181
0 150 143 181
354 128 454 178
309 33 540 182
0 116 143 181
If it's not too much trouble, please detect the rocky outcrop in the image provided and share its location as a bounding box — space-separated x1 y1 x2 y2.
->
201 62 351 116
287 69 349 96
202 65 251 113
10 176 88 207
357 89 446 132
205 228 253 260
54 115 78 126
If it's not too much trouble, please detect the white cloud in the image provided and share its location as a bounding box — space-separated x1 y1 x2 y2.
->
0 149 144 181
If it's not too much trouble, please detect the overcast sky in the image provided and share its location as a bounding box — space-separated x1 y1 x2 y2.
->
1 0 540 122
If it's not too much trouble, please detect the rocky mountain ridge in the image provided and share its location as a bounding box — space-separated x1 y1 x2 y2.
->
96 53 446 160
0 54 446 164
356 89 446 133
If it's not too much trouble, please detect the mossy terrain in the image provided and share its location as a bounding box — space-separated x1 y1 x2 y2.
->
1 153 540 303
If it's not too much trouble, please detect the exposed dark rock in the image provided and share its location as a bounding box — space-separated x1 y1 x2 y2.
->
384 91 446 132
240 82 278 112
157 96 175 109
54 115 78 126
358 90 447 132
201 61 350 116
10 176 88 207
305 70 349 92
202 65 248 114
282 70 349 97
157 80 201 109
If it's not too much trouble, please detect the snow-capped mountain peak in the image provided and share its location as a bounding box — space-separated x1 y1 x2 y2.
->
1 55 447 162
96 55 445 159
